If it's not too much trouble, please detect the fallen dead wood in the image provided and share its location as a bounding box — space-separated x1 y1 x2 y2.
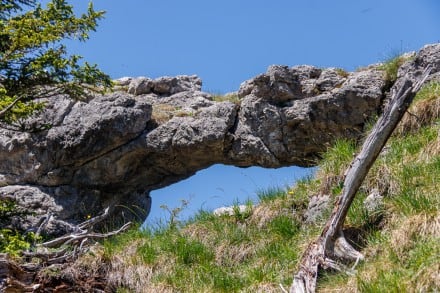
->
0 207 131 292
290 66 432 293
40 221 131 249
37 207 130 249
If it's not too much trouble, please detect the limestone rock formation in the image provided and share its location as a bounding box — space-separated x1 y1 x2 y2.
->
1 43 439 235
124 75 202 96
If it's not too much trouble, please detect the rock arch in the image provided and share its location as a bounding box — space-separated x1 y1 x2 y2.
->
1 54 404 234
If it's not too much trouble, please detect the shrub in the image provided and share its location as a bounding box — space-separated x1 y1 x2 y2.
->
0 199 38 255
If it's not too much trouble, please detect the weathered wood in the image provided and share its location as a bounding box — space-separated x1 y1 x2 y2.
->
290 66 432 293
40 221 131 248
0 207 131 291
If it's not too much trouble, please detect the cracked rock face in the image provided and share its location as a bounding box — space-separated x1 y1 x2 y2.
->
231 64 385 166
1 43 439 235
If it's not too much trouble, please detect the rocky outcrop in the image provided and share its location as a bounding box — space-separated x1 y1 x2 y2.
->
1 43 439 235
123 75 202 96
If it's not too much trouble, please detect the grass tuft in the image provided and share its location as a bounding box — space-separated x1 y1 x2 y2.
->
211 93 241 104
379 54 412 86
335 68 349 78
257 186 287 202
397 81 440 134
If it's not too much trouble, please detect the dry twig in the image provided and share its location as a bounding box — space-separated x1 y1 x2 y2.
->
0 207 131 291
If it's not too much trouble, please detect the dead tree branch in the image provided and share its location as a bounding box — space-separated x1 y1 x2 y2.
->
0 207 131 291
77 206 110 231
40 222 131 249
290 66 432 293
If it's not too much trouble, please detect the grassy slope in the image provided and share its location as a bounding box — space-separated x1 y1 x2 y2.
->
70 81 440 292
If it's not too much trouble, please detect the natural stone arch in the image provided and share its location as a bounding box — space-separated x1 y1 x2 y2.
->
1 57 391 234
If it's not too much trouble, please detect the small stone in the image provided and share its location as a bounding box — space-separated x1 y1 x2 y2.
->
113 77 132 86
363 189 384 213
213 205 248 216
304 194 331 224
128 77 153 95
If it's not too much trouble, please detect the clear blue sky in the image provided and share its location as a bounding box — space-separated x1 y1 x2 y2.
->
62 0 439 224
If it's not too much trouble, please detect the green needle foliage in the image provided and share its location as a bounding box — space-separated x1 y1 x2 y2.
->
0 198 39 256
0 0 112 123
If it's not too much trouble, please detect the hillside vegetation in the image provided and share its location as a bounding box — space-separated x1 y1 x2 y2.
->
50 80 440 292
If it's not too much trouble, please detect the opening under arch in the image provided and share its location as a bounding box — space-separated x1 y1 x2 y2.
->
144 164 316 227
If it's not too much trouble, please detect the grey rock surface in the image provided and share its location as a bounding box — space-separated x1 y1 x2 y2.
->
303 194 331 224
127 75 202 96
363 188 384 214
231 64 385 167
213 205 250 217
1 44 439 235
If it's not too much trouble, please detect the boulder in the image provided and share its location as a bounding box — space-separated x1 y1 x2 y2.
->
363 188 384 214
303 194 331 224
127 75 202 96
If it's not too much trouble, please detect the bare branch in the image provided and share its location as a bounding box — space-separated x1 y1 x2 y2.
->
0 95 23 119
280 284 289 293
34 212 52 241
78 206 110 231
40 222 131 248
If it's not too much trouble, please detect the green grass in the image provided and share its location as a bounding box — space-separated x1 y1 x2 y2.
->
257 186 287 202
379 54 412 86
0 199 40 256
211 93 241 104
354 233 440 293
267 215 300 239
320 138 357 176
72 82 439 292
97 193 312 292
414 81 440 102
335 68 349 78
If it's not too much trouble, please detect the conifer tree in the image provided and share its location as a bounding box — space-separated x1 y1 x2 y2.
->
0 0 111 123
